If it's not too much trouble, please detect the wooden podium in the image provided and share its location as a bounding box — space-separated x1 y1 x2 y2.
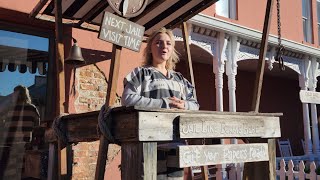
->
110 106 281 180
46 106 281 180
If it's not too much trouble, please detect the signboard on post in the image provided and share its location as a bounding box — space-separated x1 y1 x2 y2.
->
300 90 320 104
178 143 269 167
98 11 145 52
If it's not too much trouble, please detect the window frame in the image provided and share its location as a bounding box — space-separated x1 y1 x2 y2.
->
0 21 56 122
317 0 320 44
216 0 238 20
302 0 313 43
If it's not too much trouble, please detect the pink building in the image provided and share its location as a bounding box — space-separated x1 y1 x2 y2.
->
0 0 319 179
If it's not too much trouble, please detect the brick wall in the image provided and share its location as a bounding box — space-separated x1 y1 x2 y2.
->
71 64 121 180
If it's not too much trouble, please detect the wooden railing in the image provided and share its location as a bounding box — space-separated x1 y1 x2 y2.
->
277 159 320 180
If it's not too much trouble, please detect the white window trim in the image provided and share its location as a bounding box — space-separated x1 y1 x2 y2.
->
303 0 313 43
216 0 237 20
229 0 237 20
317 0 320 43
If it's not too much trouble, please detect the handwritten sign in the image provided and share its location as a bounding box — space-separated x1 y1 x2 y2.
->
98 12 145 52
179 114 280 138
300 90 320 104
178 144 269 167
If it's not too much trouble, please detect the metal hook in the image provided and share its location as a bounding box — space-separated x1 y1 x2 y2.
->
276 45 285 71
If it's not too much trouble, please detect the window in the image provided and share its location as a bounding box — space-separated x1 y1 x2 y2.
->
216 0 237 19
0 29 49 121
317 0 320 44
302 0 313 43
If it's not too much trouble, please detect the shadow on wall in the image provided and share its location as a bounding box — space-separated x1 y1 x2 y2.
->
81 48 113 65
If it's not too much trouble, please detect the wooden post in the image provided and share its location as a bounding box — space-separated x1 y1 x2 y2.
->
47 0 66 179
181 21 197 99
251 0 274 113
121 142 157 180
182 21 205 179
243 0 275 180
95 44 122 180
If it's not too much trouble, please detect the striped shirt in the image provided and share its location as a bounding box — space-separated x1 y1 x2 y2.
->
121 66 199 110
3 103 40 144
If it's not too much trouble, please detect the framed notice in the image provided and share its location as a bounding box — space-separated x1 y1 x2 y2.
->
98 11 145 52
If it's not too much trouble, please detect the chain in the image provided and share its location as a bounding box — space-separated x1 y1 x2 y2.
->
276 0 285 71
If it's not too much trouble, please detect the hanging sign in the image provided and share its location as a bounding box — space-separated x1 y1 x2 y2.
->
178 143 269 167
299 90 320 104
98 11 145 52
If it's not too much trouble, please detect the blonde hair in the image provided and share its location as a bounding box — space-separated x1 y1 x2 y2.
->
143 27 179 70
14 85 32 104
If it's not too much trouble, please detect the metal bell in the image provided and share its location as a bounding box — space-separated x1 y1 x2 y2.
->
65 41 85 65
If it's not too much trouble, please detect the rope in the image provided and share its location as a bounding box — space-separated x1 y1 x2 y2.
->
52 113 69 145
98 105 115 143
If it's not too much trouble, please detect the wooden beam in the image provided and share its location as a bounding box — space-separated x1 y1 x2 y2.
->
95 45 122 180
121 142 157 180
76 0 108 27
244 0 275 180
251 0 274 113
181 22 197 99
29 0 49 18
52 0 66 180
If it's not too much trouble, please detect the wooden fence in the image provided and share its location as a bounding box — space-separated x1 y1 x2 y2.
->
197 159 320 180
276 159 320 180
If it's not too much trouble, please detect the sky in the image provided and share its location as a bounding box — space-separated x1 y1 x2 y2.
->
0 30 48 96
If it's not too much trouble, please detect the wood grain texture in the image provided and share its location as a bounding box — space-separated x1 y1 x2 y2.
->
179 143 269 167
121 142 157 180
179 114 280 138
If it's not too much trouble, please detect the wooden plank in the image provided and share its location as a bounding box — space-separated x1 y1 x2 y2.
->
245 0 275 179
44 107 282 143
137 112 280 141
47 143 58 180
95 44 122 180
138 111 179 141
181 22 197 99
145 0 204 34
142 142 157 180
29 0 49 18
54 0 65 179
268 139 277 180
178 144 269 167
55 0 66 116
98 12 145 52
179 114 280 138
76 0 108 27
299 90 320 104
130 106 283 117
121 142 157 180
251 0 274 113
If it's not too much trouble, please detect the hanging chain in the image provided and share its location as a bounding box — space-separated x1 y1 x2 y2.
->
276 0 285 71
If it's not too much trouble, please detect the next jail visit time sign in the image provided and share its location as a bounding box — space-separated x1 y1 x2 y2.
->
98 12 145 52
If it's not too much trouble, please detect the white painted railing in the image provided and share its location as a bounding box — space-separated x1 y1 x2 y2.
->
194 159 320 180
276 159 320 180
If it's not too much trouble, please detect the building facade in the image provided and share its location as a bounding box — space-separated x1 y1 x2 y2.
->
0 0 320 179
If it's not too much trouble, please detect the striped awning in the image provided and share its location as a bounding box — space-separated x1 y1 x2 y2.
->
30 0 218 36
0 45 48 75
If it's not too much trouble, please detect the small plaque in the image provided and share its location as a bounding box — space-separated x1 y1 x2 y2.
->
300 90 320 104
98 12 145 52
178 143 269 167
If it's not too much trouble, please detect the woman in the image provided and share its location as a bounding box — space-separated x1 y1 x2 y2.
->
122 27 199 179
0 85 40 179
121 27 199 111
